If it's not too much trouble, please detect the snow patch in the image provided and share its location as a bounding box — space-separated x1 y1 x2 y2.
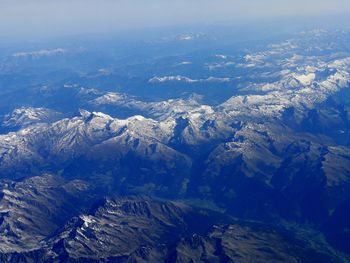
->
293 73 315 85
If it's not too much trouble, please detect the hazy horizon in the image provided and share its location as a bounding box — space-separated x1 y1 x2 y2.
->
1 0 350 40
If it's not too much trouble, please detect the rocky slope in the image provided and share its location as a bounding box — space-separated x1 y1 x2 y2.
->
0 196 345 262
0 174 94 253
1 107 62 131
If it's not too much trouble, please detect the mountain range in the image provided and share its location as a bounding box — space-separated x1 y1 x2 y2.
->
0 28 350 261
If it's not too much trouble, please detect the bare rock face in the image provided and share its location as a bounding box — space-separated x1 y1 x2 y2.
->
0 196 345 262
0 174 93 253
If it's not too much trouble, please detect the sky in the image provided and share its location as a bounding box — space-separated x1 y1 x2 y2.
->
0 0 349 38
